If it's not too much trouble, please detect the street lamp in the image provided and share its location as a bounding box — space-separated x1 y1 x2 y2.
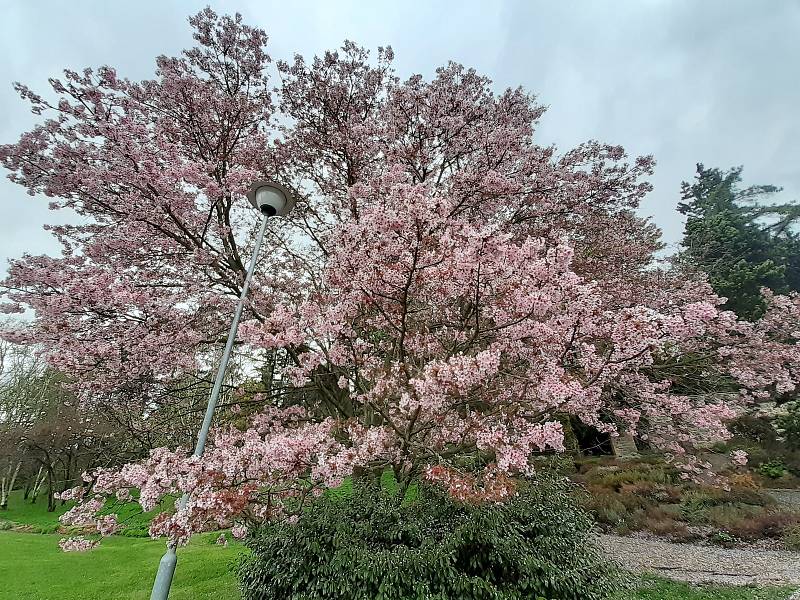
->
149 181 295 600
246 180 296 217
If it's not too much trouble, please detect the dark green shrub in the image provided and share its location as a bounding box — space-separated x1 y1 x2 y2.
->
729 415 779 446
776 402 800 450
238 477 622 600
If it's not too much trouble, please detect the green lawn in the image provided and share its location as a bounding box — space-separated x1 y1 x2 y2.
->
0 531 241 600
1 489 240 599
621 577 795 600
0 489 173 535
0 489 73 531
1 488 796 600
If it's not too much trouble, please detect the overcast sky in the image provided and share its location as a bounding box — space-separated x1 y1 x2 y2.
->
1 0 799 277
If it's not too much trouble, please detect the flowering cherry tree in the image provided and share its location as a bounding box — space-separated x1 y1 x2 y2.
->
1 10 798 547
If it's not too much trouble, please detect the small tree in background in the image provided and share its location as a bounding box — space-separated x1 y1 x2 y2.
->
0 339 138 511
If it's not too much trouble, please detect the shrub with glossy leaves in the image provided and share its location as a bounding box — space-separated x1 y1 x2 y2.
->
237 476 622 600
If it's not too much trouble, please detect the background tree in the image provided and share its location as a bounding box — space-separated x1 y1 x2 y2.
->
0 337 141 511
0 340 49 509
678 164 800 319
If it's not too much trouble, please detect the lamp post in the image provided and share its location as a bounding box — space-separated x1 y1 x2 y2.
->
149 181 296 600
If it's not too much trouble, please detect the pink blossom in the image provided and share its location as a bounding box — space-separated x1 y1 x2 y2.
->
58 537 99 552
730 450 749 466
95 515 119 536
230 523 248 539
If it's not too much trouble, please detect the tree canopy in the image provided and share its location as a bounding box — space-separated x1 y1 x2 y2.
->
0 9 798 547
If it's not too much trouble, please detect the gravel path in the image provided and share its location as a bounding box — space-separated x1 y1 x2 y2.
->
601 534 800 586
768 489 800 511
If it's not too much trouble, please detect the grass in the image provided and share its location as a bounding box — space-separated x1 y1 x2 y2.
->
0 531 241 600
1 490 239 599
3 472 413 534
0 490 73 531
621 577 796 599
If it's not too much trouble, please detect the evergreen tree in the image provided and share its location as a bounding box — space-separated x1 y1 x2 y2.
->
678 164 800 319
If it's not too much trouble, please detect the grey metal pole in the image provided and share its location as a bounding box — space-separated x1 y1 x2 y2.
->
149 214 271 600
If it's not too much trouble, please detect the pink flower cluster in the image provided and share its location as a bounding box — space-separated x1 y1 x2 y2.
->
58 536 99 552
61 408 398 546
730 450 749 466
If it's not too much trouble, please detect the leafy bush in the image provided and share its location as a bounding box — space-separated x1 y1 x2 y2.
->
726 410 800 478
757 459 789 479
238 476 622 600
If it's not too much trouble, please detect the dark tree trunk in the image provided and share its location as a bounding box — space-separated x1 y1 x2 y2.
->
60 451 74 506
46 468 55 512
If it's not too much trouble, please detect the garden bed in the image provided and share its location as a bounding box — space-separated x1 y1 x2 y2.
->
571 456 800 550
